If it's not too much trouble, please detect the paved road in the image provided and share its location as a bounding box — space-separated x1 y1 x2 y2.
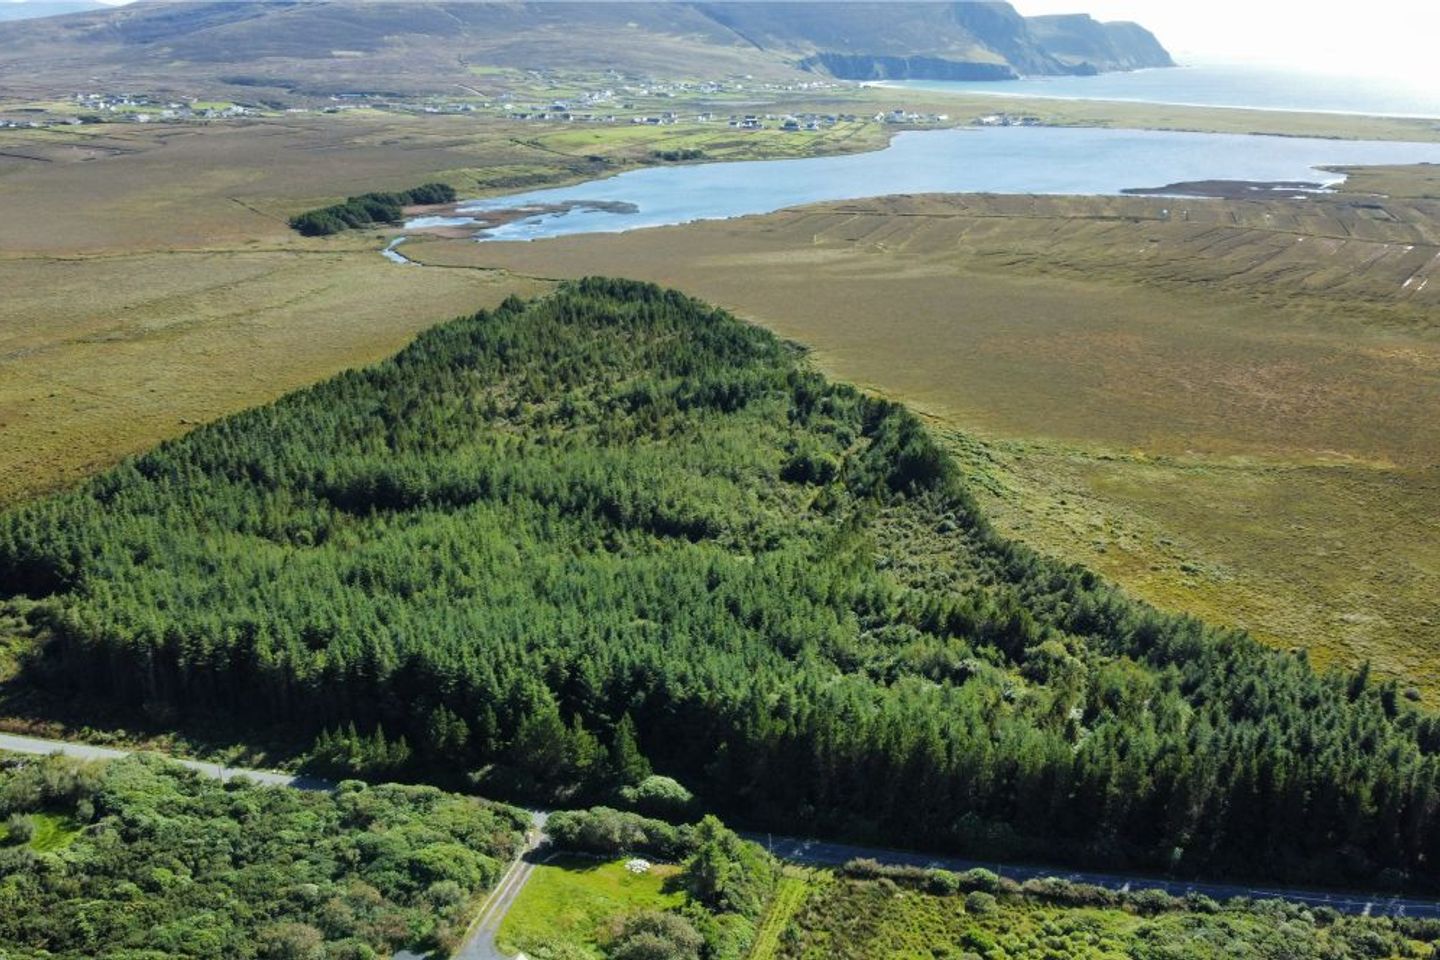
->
9 731 1439 920
751 833 1440 919
453 812 548 960
0 732 335 790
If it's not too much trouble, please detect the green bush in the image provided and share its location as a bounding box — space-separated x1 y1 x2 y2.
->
964 891 998 915
1128 888 1178 915
609 911 704 960
926 870 962 895
2 813 33 846
619 775 697 820
958 869 1001 893
0 754 523 959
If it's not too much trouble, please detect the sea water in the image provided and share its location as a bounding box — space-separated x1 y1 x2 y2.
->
878 63 1440 119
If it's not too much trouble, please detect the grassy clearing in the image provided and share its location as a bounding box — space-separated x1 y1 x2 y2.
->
749 870 818 960
412 182 1440 695
0 811 82 852
943 434 1440 695
27 812 83 852
496 857 685 959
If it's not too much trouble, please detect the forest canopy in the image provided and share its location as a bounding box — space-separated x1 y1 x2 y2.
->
3 279 1440 890
0 752 526 959
288 182 456 236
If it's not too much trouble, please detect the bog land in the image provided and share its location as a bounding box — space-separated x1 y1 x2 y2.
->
2 93 1438 692
409 182 1440 693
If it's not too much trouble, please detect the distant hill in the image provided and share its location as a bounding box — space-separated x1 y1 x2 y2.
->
705 2 1172 80
1026 12 1174 74
0 1 1173 100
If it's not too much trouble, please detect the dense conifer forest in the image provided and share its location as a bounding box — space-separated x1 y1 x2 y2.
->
288 183 456 236
3 280 1440 889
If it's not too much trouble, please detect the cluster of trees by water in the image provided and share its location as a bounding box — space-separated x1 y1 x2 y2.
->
0 752 526 959
4 279 1440 890
651 148 706 162
288 182 456 236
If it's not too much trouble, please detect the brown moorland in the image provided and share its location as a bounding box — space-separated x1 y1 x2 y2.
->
13 88 1425 504
0 104 909 500
4 96 1440 689
406 185 1440 691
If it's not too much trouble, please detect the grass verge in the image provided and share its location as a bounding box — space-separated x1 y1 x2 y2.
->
749 869 818 960
496 857 686 959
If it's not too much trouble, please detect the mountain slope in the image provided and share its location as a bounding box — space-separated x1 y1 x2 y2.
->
1028 12 1175 73
0 1 1173 99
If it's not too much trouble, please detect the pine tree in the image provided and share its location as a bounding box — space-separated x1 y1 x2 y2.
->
424 705 470 759
610 714 652 786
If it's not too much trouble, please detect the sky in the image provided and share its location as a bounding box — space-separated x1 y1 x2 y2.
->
1016 0 1440 78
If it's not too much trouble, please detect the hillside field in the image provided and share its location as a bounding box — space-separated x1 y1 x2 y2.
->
3 93 1436 507
4 280 1440 892
412 184 1440 693
3 93 1439 690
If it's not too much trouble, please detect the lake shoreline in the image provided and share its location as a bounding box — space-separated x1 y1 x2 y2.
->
403 126 1440 244
1121 178 1333 200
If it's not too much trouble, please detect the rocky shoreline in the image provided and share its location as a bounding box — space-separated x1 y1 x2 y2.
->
401 199 640 239
1123 179 1332 200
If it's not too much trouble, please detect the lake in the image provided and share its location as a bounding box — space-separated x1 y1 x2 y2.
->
406 126 1440 243
879 63 1440 119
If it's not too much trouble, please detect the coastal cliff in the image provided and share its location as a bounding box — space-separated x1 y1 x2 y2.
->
701 2 1173 81
1027 13 1176 73
800 53 1019 82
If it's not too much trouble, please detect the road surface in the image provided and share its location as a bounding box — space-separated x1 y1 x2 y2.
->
0 732 334 790
452 811 547 960
7 730 1438 919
